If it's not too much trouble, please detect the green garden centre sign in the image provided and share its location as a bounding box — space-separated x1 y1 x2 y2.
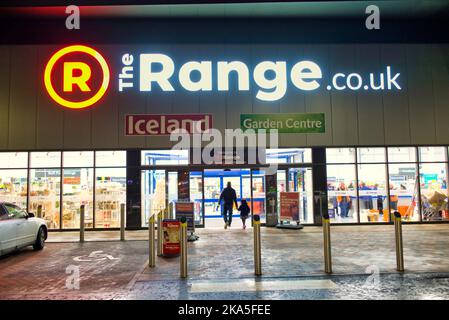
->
240 113 325 133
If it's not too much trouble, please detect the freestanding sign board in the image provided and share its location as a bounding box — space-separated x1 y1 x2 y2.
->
162 219 180 256
175 202 195 232
280 192 300 222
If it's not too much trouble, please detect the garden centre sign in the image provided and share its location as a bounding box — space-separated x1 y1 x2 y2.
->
241 113 325 133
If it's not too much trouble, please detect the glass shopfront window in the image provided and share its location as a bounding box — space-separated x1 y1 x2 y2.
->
95 168 126 228
357 148 386 163
326 148 356 164
62 168 94 229
0 169 27 208
252 169 266 224
288 167 313 224
388 163 419 221
29 168 61 229
63 151 94 167
419 147 447 163
327 164 358 223
0 152 28 168
388 147 416 163
358 164 388 222
141 150 189 166
96 151 126 167
30 152 61 168
420 163 448 221
141 170 166 226
266 148 312 164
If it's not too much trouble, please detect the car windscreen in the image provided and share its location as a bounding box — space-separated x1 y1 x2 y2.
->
0 205 8 220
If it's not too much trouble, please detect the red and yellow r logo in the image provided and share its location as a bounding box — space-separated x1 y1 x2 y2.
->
63 62 92 92
44 45 110 109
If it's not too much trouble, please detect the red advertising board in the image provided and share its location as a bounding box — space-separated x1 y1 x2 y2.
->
280 192 300 222
162 219 181 256
126 114 212 135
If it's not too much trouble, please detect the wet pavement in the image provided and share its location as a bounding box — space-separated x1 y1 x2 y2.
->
1 224 449 299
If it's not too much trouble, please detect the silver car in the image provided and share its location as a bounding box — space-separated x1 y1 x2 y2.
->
0 202 48 256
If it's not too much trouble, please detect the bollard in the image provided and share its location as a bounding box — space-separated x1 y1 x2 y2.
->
80 205 85 243
253 215 262 276
120 203 126 241
180 216 188 278
393 211 404 272
322 214 332 274
148 215 156 268
157 210 164 257
37 205 42 218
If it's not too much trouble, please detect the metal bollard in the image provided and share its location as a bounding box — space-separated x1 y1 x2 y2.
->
393 211 404 272
180 216 188 278
253 215 262 276
120 203 126 241
37 205 42 218
157 210 164 257
322 214 332 274
148 215 156 268
80 205 85 243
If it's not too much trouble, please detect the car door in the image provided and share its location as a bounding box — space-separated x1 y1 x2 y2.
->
4 204 36 247
0 204 18 252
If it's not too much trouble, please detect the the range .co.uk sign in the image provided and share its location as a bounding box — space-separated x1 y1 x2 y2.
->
44 45 402 110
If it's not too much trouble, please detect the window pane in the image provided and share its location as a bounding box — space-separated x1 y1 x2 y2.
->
287 167 314 224
0 152 28 168
29 168 61 229
141 150 188 165
95 168 126 228
388 164 420 221
252 169 266 224
326 148 356 163
4 203 27 219
358 164 388 222
63 151 94 167
141 170 166 227
189 171 203 225
419 147 447 162
266 148 312 164
96 151 126 167
387 147 417 163
62 168 94 229
327 165 358 223
0 169 27 208
30 152 61 168
357 148 386 163
420 163 448 221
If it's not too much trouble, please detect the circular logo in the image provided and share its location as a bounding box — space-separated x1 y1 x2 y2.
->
44 45 110 109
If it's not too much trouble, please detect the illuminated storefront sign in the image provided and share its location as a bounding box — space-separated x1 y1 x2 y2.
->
44 46 402 109
241 113 325 133
120 53 402 102
125 114 212 135
44 45 110 109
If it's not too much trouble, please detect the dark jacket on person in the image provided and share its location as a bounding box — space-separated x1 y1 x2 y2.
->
219 186 238 207
238 200 251 217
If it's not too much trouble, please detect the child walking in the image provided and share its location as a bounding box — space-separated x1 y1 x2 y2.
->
238 199 251 229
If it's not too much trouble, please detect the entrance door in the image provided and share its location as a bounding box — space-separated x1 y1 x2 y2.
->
203 169 251 228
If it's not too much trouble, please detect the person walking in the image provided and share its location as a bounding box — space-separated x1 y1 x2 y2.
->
218 181 238 229
238 199 251 229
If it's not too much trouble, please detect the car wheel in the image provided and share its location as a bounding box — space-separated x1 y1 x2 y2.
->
33 227 46 251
